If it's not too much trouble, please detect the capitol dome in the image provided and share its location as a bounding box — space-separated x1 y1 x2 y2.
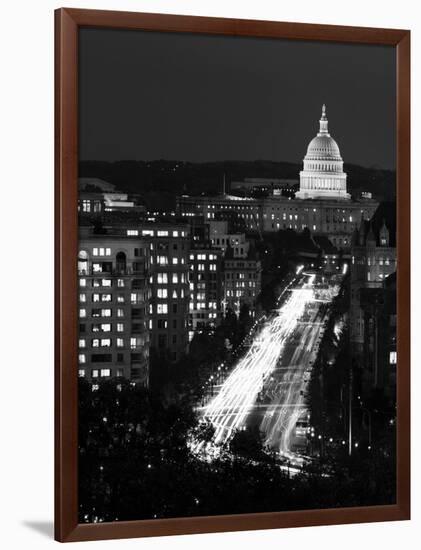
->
295 105 350 200
305 134 342 161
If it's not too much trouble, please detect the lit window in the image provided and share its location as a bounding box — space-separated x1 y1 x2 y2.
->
172 274 178 283
78 369 85 377
102 279 112 287
390 351 397 365
157 288 168 298
157 256 168 265
78 353 86 364
79 339 86 348
157 230 169 237
117 323 124 332
173 231 179 237
172 257 179 265
79 293 86 302
157 273 168 284
92 339 99 347
101 309 112 317
130 337 138 349
80 279 86 287
101 294 112 302
157 304 168 314
100 324 111 332
117 295 125 303
100 369 111 377
100 338 111 347
117 338 124 347
79 309 86 318
117 279 124 288
92 370 99 378
117 308 124 317
127 230 138 236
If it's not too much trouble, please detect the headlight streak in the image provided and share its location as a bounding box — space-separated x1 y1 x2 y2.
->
199 275 316 446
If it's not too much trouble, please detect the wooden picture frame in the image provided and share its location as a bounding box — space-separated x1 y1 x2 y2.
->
55 7 410 542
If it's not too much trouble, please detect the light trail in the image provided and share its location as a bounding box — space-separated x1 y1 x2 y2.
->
199 275 316 445
260 280 340 461
260 318 324 461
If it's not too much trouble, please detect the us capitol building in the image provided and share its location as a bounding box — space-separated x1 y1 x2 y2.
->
177 105 379 248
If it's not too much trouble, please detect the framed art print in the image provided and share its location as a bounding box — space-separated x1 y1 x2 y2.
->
55 8 410 542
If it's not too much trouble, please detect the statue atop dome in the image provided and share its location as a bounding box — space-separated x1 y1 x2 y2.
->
319 104 329 135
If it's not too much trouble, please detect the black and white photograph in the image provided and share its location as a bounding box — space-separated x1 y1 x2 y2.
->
76 27 398 523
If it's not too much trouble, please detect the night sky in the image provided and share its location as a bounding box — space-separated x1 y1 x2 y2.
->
79 28 396 169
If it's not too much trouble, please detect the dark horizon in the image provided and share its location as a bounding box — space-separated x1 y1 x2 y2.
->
79 158 396 171
79 29 396 170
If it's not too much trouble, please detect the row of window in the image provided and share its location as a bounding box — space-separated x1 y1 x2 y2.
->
157 288 185 298
79 352 146 364
79 368 113 378
153 256 186 266
225 281 258 288
189 253 219 261
225 289 258 297
189 263 217 271
225 273 258 280
189 302 218 311
155 273 187 284
352 256 395 265
126 229 188 238
79 337 144 349
151 303 180 314
80 278 114 287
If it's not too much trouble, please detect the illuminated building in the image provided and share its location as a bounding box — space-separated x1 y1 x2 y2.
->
188 244 223 339
78 178 145 215
223 245 262 316
295 104 350 200
176 106 378 248
78 234 150 386
141 223 191 362
207 220 250 258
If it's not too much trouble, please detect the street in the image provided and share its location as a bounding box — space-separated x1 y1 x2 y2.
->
198 271 340 461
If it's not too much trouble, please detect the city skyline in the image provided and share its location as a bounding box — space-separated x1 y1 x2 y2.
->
79 29 396 169
76 27 398 524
